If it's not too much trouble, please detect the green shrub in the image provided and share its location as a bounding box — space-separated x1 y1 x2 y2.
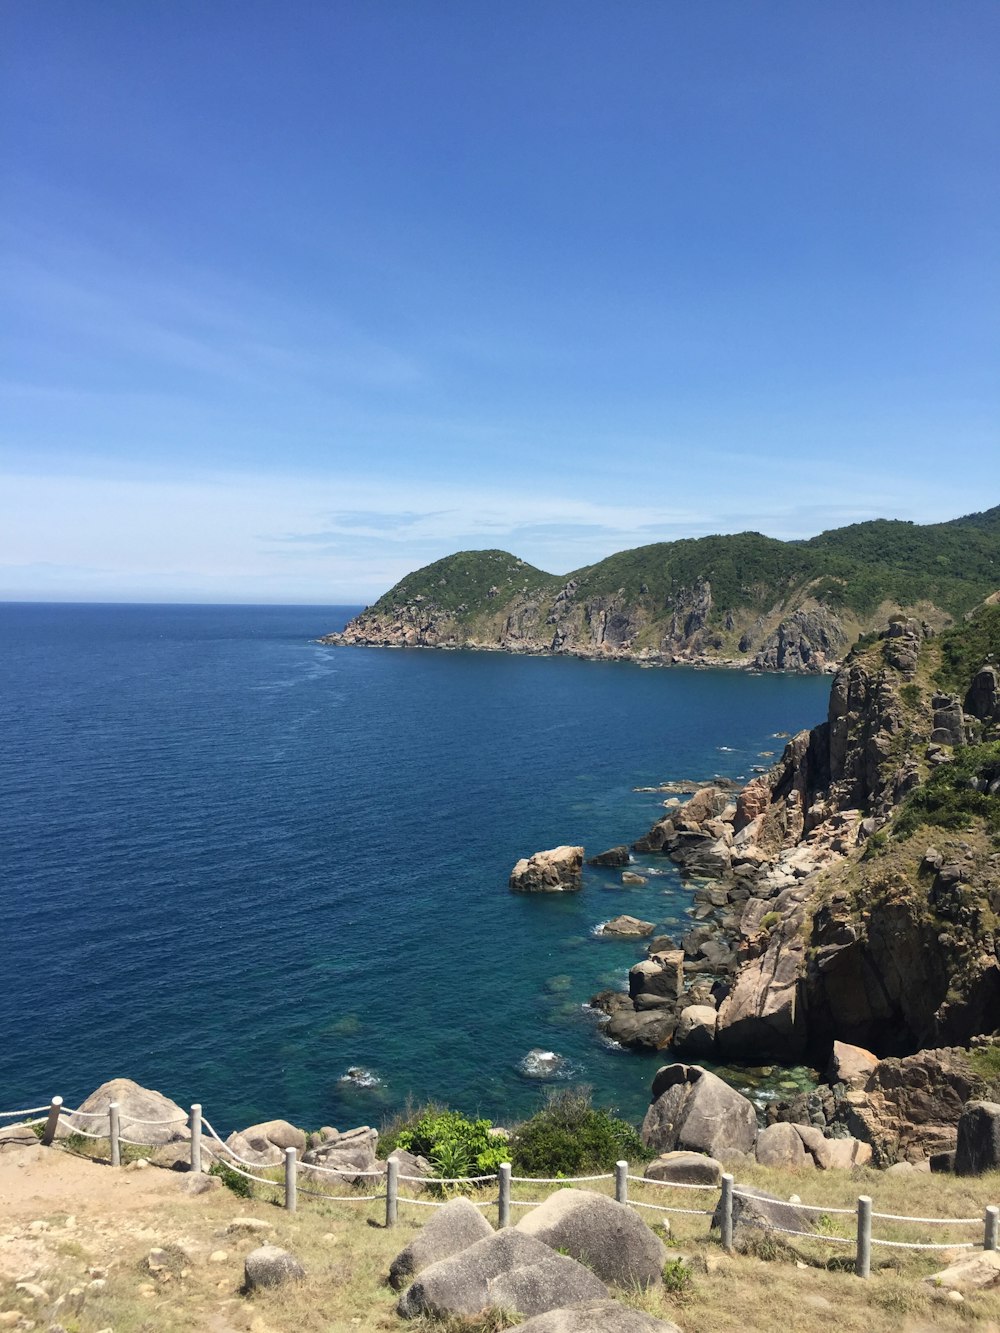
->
893 740 1000 841
392 1108 509 1179
509 1088 650 1177
661 1257 693 1295
759 911 781 932
208 1159 254 1197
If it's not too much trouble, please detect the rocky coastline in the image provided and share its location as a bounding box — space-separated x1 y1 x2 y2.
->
507 600 1000 1166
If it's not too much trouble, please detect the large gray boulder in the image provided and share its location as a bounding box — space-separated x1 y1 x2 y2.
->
300 1125 380 1185
629 952 684 1002
645 1151 722 1187
517 1300 683 1332
711 1185 817 1242
396 1228 608 1320
244 1244 305 1290
69 1078 189 1145
955 1101 1000 1175
389 1196 493 1290
226 1118 307 1166
515 1188 667 1289
672 1005 718 1057
641 1064 758 1159
755 1122 812 1169
510 846 584 893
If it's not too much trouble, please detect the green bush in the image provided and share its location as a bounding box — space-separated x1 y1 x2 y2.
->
509 1088 650 1177
208 1159 254 1197
893 740 1000 841
391 1108 509 1179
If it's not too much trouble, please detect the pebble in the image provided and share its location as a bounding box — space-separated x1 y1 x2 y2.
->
27 1222 49 1234
209 1250 228 1263
947 1290 965 1304
87 1280 107 1294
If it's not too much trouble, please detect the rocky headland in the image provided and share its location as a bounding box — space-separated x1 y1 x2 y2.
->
585 595 1000 1164
320 506 1000 673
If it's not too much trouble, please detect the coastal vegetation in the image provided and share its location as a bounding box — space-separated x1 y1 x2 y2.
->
325 504 1000 671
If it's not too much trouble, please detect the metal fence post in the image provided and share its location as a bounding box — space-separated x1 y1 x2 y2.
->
986 1206 999 1251
190 1104 202 1174
41 1096 63 1147
856 1195 872 1278
386 1156 399 1227
498 1163 511 1229
615 1160 628 1205
109 1102 121 1167
285 1146 297 1212
720 1173 734 1253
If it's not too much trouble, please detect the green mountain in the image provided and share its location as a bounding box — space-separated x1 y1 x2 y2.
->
321 505 1000 672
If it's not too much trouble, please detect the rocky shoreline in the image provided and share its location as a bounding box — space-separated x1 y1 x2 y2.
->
511 604 1000 1166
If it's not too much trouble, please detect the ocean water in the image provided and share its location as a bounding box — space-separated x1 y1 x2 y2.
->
0 603 830 1133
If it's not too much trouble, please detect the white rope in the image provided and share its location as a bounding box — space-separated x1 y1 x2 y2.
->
201 1117 285 1173
57 1114 108 1140
296 1158 385 1179
510 1199 546 1207
627 1174 719 1193
0 1106 50 1119
870 1238 977 1252
509 1173 613 1184
397 1196 446 1208
630 1200 714 1217
117 1135 164 1148
396 1172 497 1185
740 1221 855 1245
749 1198 856 1217
295 1183 386 1202
60 1107 110 1120
871 1211 982 1226
201 1146 281 1188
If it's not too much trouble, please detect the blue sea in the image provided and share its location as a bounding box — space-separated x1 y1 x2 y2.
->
0 604 830 1134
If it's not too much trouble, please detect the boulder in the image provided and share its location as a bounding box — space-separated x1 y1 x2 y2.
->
642 1064 758 1159
603 1007 677 1051
588 846 631 868
712 1185 817 1240
672 1005 718 1057
924 1250 1000 1292
755 1122 811 1169
517 1300 683 1333
955 1101 1000 1175
389 1197 493 1290
68 1078 189 1145
629 953 683 1002
828 1040 879 1089
0 1124 41 1153
226 1119 307 1166
510 846 585 894
515 1188 667 1289
621 871 648 886
602 915 655 938
396 1228 608 1320
243 1244 305 1290
644 1151 722 1187
300 1125 380 1184
809 1134 872 1170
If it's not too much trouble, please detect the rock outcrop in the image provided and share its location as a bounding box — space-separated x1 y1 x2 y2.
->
389 1197 493 1290
641 1064 758 1160
68 1078 189 1146
510 846 584 893
515 1188 667 1289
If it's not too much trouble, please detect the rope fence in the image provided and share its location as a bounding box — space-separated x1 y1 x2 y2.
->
5 1095 999 1278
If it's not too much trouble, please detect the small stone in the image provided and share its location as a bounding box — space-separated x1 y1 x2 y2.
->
147 1248 171 1274
61 1217 76 1230
947 1289 965 1302
27 1222 49 1234
138 1283 156 1297
124 1158 149 1171
243 1245 306 1291
321 1232 337 1242
209 1250 229 1263
87 1280 106 1293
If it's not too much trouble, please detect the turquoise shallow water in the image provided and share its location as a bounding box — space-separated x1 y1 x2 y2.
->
0 603 830 1132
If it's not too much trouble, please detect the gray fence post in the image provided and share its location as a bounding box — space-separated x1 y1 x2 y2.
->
386 1156 399 1227
108 1102 121 1167
720 1173 734 1253
986 1206 999 1251
498 1163 511 1229
189 1104 202 1174
41 1096 63 1147
285 1146 297 1212
615 1160 628 1206
856 1195 872 1278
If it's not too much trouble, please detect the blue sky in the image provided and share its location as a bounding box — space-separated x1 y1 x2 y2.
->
3 1 998 602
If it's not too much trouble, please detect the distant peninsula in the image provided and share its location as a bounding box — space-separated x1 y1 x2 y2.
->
320 505 1000 673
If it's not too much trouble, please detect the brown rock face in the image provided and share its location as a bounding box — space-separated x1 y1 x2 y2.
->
509 846 584 893
841 1048 979 1165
